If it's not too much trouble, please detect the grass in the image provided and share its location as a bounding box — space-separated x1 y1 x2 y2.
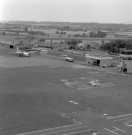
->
1 35 132 134
0 67 75 135
0 60 132 134
1 63 132 134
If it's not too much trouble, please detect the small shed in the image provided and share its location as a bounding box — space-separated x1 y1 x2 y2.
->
125 60 132 73
10 42 19 49
86 54 113 67
0 41 19 49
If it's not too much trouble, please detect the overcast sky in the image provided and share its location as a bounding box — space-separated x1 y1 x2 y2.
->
0 0 132 23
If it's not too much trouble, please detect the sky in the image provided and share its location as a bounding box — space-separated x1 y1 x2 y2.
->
0 0 132 23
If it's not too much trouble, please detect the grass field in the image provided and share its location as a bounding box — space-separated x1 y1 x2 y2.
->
0 45 132 135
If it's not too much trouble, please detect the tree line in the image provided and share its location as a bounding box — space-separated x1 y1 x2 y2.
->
100 39 132 53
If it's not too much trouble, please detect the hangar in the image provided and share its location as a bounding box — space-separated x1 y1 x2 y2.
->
86 54 113 67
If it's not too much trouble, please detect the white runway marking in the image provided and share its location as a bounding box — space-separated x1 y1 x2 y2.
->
104 128 118 135
63 129 93 135
104 126 126 135
113 117 132 122
16 123 82 135
107 113 132 119
112 126 126 133
40 125 90 135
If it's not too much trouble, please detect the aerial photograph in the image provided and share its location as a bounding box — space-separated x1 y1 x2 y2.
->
1 0 132 134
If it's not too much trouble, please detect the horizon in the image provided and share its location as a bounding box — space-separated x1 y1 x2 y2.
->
1 0 132 24
0 20 131 25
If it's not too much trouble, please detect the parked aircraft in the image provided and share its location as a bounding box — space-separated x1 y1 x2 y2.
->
10 47 31 57
16 46 31 57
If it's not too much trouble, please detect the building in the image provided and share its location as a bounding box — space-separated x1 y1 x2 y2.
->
120 50 132 60
86 54 113 67
125 60 132 73
0 41 19 48
118 50 132 73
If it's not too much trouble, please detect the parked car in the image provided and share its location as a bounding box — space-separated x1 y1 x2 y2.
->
65 57 74 62
61 55 74 62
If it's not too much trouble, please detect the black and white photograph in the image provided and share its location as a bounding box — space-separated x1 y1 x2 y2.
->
0 0 132 134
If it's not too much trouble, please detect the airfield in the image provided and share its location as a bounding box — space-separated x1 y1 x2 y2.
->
0 46 132 135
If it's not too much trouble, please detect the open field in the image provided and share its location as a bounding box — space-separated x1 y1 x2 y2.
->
0 46 132 135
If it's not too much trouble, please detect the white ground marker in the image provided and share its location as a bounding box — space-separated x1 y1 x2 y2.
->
69 101 79 105
124 120 132 127
104 126 126 135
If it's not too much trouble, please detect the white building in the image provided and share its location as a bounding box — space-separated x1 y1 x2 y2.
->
120 50 132 60
86 54 113 67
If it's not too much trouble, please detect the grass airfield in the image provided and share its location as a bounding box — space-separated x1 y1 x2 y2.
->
0 47 132 135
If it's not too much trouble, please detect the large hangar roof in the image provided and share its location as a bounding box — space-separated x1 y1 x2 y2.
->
86 54 113 60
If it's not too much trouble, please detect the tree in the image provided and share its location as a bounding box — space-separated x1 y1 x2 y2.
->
56 31 59 34
67 39 82 49
60 31 66 34
100 39 130 53
24 27 28 32
89 31 95 37
74 34 80 37
40 31 44 35
16 31 19 36
2 31 5 35
82 33 87 37
89 30 106 38
86 44 91 49
25 35 35 41
39 38 45 42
